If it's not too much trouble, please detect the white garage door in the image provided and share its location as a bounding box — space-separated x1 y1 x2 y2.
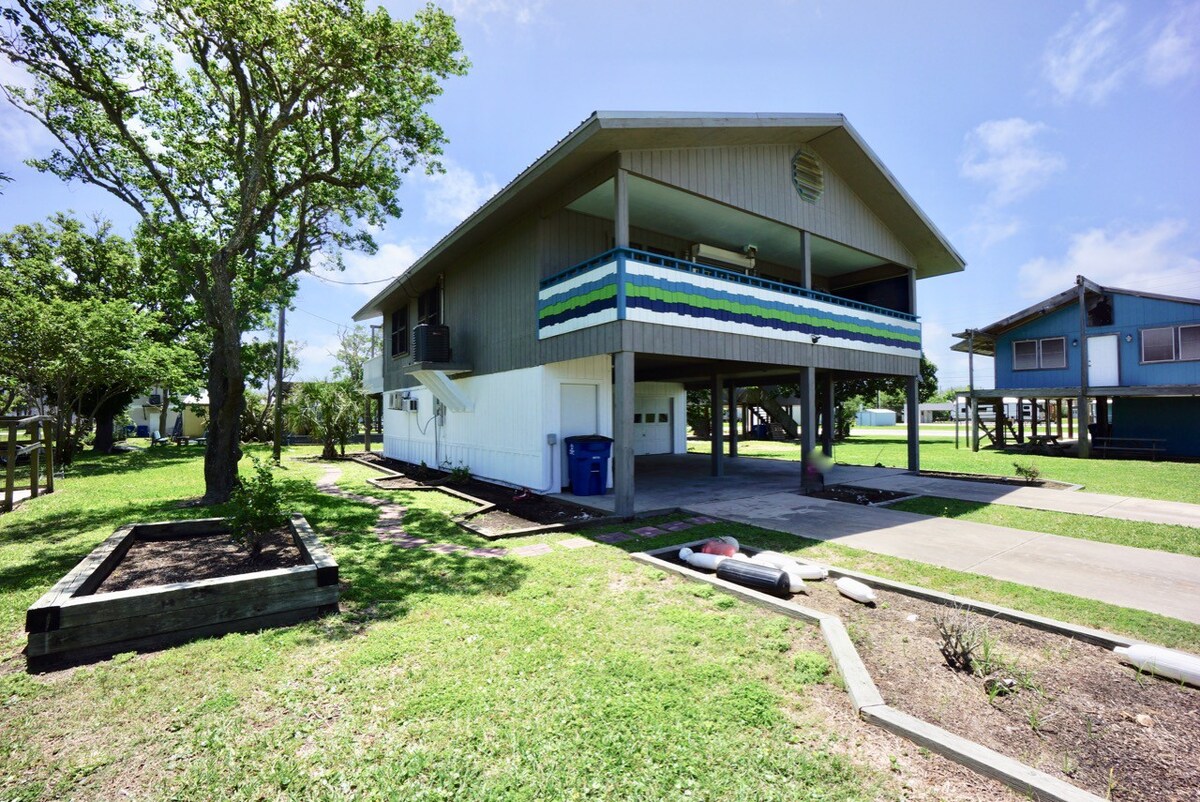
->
634 396 672 455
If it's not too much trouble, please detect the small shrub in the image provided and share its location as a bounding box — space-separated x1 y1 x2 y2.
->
441 461 471 483
229 457 287 559
1013 461 1040 484
934 608 987 674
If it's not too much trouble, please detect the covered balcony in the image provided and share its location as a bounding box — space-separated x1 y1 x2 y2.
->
538 171 921 362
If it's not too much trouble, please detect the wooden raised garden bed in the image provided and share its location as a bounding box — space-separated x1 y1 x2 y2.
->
25 514 338 670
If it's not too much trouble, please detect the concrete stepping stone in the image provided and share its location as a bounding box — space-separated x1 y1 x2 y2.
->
659 521 694 532
511 543 554 557
686 516 718 525
631 526 666 537
558 537 595 550
593 532 633 544
469 547 508 558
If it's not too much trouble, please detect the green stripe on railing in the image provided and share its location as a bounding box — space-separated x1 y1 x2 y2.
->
538 284 619 319
626 284 921 344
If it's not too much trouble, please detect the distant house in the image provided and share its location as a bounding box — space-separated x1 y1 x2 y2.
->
353 112 965 513
126 389 208 438
953 277 1200 457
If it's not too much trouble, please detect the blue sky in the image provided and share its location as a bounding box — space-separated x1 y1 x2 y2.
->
3 0 1198 390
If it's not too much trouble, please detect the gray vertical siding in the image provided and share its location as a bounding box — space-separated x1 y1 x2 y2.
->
621 144 915 268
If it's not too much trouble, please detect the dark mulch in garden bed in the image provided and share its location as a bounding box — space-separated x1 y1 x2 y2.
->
467 510 556 535
357 453 598 526
95 527 304 593
808 485 913 505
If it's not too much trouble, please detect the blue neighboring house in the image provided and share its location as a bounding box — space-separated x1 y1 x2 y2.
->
952 276 1200 458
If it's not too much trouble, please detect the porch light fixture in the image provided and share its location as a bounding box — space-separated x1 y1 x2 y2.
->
1124 334 1133 343
1071 338 1079 347
811 334 821 344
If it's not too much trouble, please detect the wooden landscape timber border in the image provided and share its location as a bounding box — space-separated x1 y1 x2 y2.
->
633 539 1106 802
24 514 338 671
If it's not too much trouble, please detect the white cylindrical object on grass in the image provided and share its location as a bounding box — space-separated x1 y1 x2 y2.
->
747 554 806 592
1114 644 1200 687
751 551 827 581
835 576 877 605
680 549 728 571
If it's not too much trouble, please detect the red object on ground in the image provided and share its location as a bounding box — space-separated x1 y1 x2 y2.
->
699 539 737 557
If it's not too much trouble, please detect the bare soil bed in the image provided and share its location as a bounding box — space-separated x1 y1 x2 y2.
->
809 485 913 505
917 469 1075 490
658 547 1200 800
466 509 550 535
96 527 304 593
358 453 599 526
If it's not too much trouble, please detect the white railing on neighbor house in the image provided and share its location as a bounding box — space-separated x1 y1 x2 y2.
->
363 355 384 395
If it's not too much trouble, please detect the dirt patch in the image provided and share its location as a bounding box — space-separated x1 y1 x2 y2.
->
96 527 305 593
917 469 1075 490
466 510 555 536
808 485 913 505
658 546 1200 800
359 453 599 526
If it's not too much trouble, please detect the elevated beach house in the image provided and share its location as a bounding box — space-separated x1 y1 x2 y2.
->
952 277 1200 458
354 112 965 515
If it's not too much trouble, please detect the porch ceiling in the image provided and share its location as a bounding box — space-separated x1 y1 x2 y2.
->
567 175 888 277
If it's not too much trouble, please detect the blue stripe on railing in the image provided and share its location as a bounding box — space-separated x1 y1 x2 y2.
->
539 247 918 323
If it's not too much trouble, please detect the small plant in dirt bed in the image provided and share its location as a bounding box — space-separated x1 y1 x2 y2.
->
441 461 471 483
1013 461 1040 484
933 607 990 674
229 457 287 560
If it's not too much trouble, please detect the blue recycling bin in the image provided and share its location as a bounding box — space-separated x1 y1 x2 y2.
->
564 435 613 496
136 425 150 438
751 423 770 439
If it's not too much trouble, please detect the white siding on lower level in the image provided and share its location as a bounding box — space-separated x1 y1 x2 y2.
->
381 355 613 493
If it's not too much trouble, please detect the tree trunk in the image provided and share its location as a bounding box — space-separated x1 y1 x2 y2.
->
201 290 245 504
322 436 337 460
92 409 115 453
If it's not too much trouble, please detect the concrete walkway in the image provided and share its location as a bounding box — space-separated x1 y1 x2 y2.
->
687 491 1200 625
847 474 1200 528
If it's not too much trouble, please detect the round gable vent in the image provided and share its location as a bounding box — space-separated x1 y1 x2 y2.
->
791 148 824 203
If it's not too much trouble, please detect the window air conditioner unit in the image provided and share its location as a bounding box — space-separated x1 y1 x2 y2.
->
389 391 406 411
691 243 756 273
404 397 419 413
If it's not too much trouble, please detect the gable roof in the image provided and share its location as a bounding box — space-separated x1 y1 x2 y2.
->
353 111 966 321
951 278 1200 356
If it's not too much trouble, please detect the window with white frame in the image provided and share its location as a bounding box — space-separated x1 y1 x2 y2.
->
1013 340 1038 370
1141 327 1176 363
1012 337 1065 370
1181 324 1200 361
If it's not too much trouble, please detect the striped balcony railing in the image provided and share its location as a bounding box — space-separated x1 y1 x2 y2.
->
537 248 921 357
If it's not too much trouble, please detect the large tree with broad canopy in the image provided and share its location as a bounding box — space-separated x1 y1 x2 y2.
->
0 0 467 501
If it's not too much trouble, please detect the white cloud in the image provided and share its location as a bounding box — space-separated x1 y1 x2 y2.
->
1016 219 1200 299
965 215 1023 250
294 334 342 381
422 158 501 227
1144 2 1200 85
1043 1 1129 104
444 0 544 27
960 119 1065 208
0 59 53 159
313 241 424 297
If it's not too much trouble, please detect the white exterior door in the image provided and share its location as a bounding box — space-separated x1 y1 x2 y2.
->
1088 334 1119 387
634 396 673 455
559 383 598 488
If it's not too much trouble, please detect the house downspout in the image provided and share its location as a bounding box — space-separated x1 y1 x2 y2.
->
1077 275 1091 458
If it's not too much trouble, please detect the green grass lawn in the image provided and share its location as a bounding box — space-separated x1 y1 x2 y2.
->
0 446 894 801
690 435 1200 504
890 496 1200 558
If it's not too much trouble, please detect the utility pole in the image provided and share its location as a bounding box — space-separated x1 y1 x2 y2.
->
273 303 286 462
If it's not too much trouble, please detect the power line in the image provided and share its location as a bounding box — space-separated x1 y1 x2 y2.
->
309 272 395 286
292 306 347 328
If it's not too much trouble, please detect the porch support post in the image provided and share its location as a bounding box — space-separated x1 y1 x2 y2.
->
822 377 835 457
728 384 738 458
967 331 979 452
799 367 816 486
614 168 630 249
800 230 812 288
710 372 724 477
1077 277 1091 458
613 351 636 517
906 375 920 471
